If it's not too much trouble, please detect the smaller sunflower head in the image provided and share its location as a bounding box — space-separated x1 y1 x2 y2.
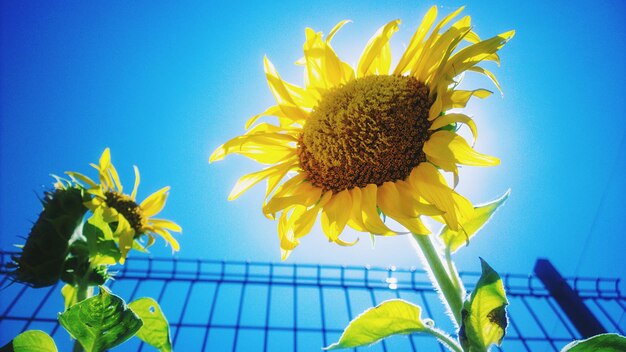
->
67 148 181 262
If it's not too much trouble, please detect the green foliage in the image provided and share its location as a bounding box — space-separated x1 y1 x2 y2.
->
58 286 143 352
60 254 109 287
60 210 121 288
325 299 432 349
129 298 173 352
459 259 508 352
561 333 626 352
61 284 78 310
83 210 121 265
440 190 509 254
0 330 58 352
8 186 88 287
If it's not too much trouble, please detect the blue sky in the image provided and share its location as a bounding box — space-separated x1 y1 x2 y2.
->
2 0 625 287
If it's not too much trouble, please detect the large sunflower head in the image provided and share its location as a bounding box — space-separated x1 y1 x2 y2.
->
67 148 181 261
211 6 514 259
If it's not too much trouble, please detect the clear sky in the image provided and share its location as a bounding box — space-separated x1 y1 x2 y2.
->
2 0 625 287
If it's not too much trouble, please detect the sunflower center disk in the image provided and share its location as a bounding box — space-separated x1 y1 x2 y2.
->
104 191 144 234
298 75 432 193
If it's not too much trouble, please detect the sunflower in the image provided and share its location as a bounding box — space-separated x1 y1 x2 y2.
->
210 6 513 259
67 148 181 262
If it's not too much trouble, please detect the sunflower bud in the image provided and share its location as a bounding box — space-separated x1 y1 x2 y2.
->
8 185 89 287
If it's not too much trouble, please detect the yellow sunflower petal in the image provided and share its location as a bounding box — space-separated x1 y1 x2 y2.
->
428 91 445 121
424 131 499 167
278 208 300 252
264 164 293 200
149 219 182 232
228 162 293 201
264 56 311 121
357 19 400 77
467 66 503 95
293 190 332 238
334 236 359 247
347 187 367 232
444 30 515 79
464 30 481 44
394 5 437 75
430 113 478 145
114 215 134 264
409 163 474 230
153 228 180 252
107 162 123 193
244 122 300 135
303 27 354 90
263 182 322 216
87 188 105 198
209 132 296 165
131 165 140 201
102 206 119 223
377 182 415 217
360 184 395 236
442 88 492 110
411 6 465 80
245 105 290 130
395 180 443 217
327 20 351 43
65 171 98 189
377 182 430 235
421 16 472 86
99 148 111 172
140 186 170 218
83 199 99 212
426 154 459 177
320 189 352 241
97 149 114 189
269 173 307 199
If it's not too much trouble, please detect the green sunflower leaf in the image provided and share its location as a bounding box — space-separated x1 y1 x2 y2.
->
0 330 58 352
460 258 509 352
83 210 121 265
325 299 432 349
561 333 626 352
128 298 173 352
440 190 509 254
58 286 143 352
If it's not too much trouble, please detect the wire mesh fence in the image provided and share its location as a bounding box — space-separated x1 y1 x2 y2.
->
0 251 624 351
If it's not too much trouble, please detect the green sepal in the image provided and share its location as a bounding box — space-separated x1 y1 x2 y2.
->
128 298 173 352
0 330 58 352
325 299 433 349
440 190 509 254
561 333 626 352
58 286 143 352
369 233 376 248
459 259 509 352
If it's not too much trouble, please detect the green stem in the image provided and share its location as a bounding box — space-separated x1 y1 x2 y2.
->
445 248 466 300
426 327 464 352
71 283 90 352
412 234 463 326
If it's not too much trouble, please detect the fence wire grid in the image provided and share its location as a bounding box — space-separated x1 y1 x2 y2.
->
0 251 624 352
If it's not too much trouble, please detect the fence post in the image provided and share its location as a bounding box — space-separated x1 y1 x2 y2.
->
534 258 606 338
